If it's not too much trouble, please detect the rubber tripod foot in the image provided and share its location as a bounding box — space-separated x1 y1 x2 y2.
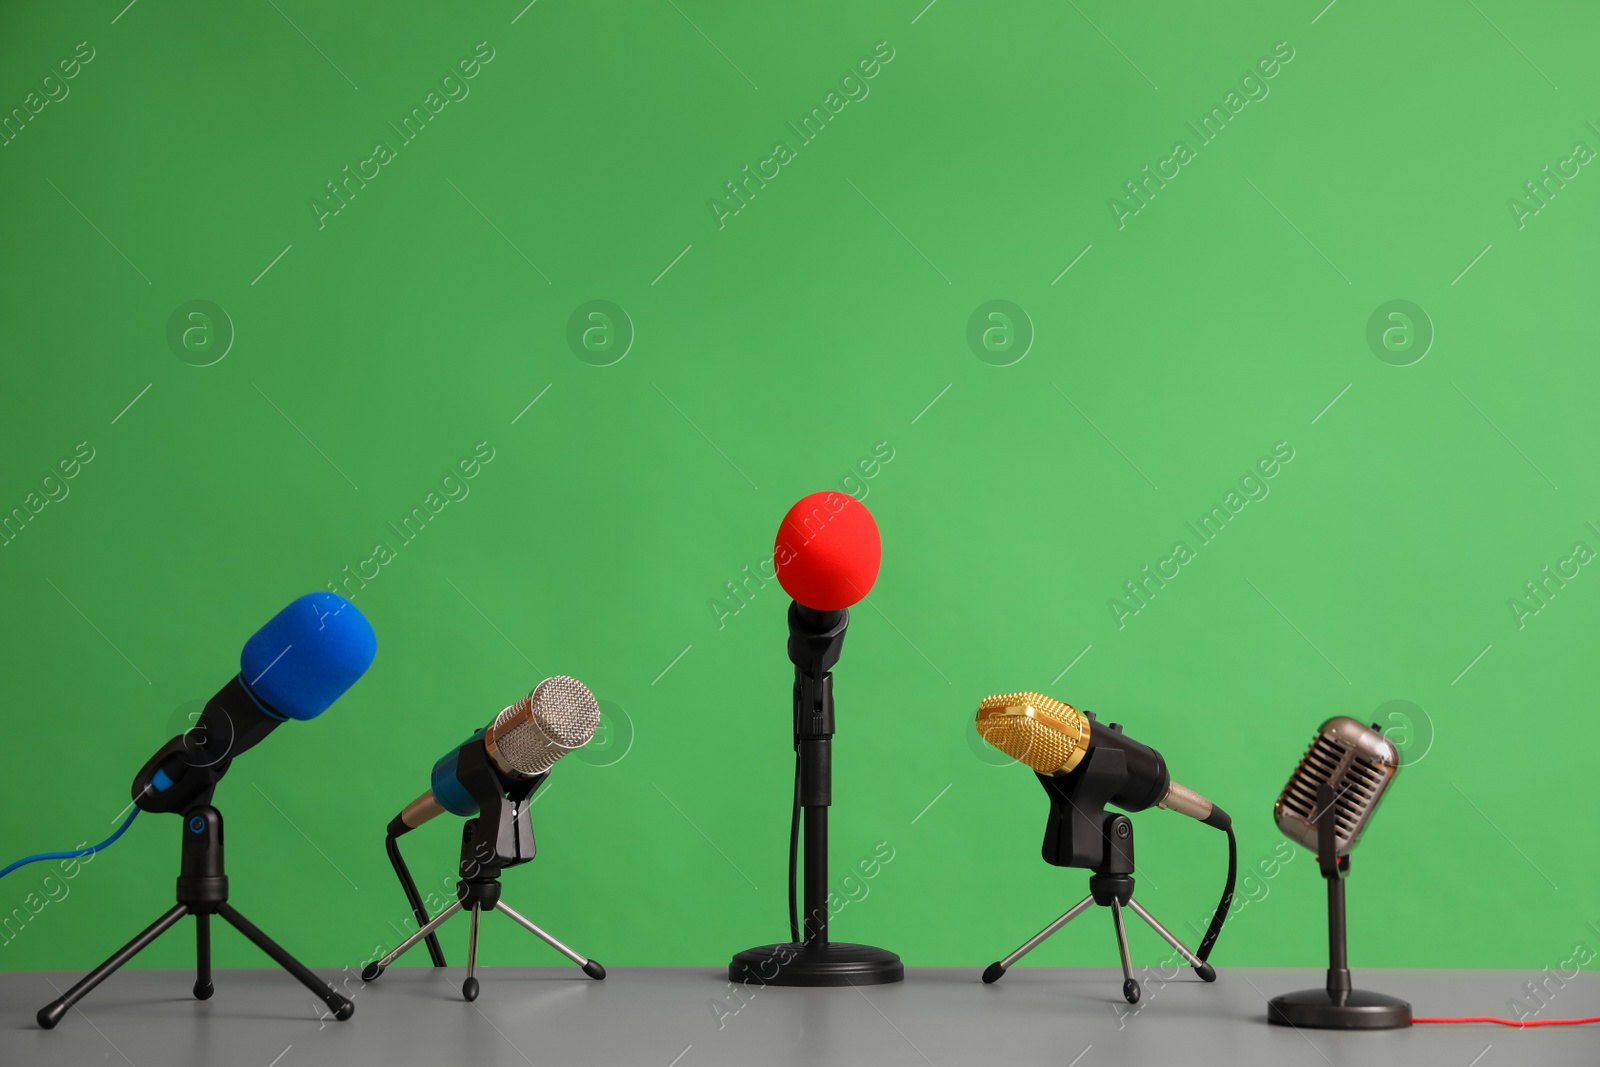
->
583 960 606 980
462 977 480 1002
330 995 355 1021
1195 961 1216 983
36 1001 68 1030
982 963 1007 984
1123 979 1141 1004
193 980 214 1000
360 961 384 983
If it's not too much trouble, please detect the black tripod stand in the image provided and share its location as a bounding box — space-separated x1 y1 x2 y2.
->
982 745 1220 1003
362 742 603 1000
37 806 354 1029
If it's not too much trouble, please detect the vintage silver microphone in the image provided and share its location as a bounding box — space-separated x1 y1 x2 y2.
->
1268 717 1410 1030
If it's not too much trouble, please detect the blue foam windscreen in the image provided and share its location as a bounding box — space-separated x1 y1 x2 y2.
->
239 592 377 720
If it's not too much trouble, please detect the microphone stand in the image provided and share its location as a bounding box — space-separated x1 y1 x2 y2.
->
362 741 604 1001
728 601 904 986
37 753 354 1029
980 741 1217 1003
1267 780 1411 1028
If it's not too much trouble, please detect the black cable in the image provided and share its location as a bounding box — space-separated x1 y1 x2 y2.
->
385 826 446 967
787 747 801 945
1195 819 1237 963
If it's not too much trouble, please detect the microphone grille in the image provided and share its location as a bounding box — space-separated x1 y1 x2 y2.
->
1274 717 1399 857
975 692 1091 776
485 676 600 777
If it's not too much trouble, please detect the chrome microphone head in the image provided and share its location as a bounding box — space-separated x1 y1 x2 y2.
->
1273 717 1399 857
484 676 600 778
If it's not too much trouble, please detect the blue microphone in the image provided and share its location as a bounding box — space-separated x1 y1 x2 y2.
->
134 592 376 812
240 591 376 719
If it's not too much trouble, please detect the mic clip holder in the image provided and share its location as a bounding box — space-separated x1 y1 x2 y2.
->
789 602 843 806
458 740 540 875
130 675 286 815
363 739 605 1001
981 743 1218 1004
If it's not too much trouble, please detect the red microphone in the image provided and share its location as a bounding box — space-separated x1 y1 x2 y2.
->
729 491 904 987
774 492 882 611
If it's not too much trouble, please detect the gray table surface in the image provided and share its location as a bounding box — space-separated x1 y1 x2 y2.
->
3 966 1595 1066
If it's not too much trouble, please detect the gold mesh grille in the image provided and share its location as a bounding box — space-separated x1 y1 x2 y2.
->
975 691 1091 775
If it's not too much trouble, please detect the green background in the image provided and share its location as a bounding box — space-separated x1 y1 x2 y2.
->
2 0 1596 977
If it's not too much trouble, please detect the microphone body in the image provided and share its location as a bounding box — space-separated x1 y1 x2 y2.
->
396 725 500 830
774 491 882 800
975 692 1225 829
133 593 376 813
394 676 600 833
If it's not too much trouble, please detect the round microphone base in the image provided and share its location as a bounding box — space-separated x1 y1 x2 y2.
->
729 942 904 987
1267 988 1412 1029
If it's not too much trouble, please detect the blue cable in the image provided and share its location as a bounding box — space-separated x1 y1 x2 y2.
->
0 806 141 880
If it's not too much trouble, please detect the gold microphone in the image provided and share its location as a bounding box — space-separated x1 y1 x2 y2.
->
974 691 1236 993
976 691 1217 823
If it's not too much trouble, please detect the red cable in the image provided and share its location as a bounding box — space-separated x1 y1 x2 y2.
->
1413 1016 1600 1028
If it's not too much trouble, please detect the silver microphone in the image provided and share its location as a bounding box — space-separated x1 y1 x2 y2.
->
1274 716 1400 857
1267 716 1411 1029
399 676 600 830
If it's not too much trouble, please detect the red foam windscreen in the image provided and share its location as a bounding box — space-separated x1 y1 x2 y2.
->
774 492 882 610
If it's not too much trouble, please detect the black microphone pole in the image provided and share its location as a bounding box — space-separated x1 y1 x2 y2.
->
792 602 843 946
729 601 903 986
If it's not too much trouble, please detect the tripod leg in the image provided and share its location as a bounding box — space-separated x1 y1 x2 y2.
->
217 903 353 1022
494 900 605 980
363 899 464 981
37 904 190 1029
1110 900 1140 1004
1125 898 1215 982
462 905 481 1002
983 894 1095 984
194 911 214 1000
